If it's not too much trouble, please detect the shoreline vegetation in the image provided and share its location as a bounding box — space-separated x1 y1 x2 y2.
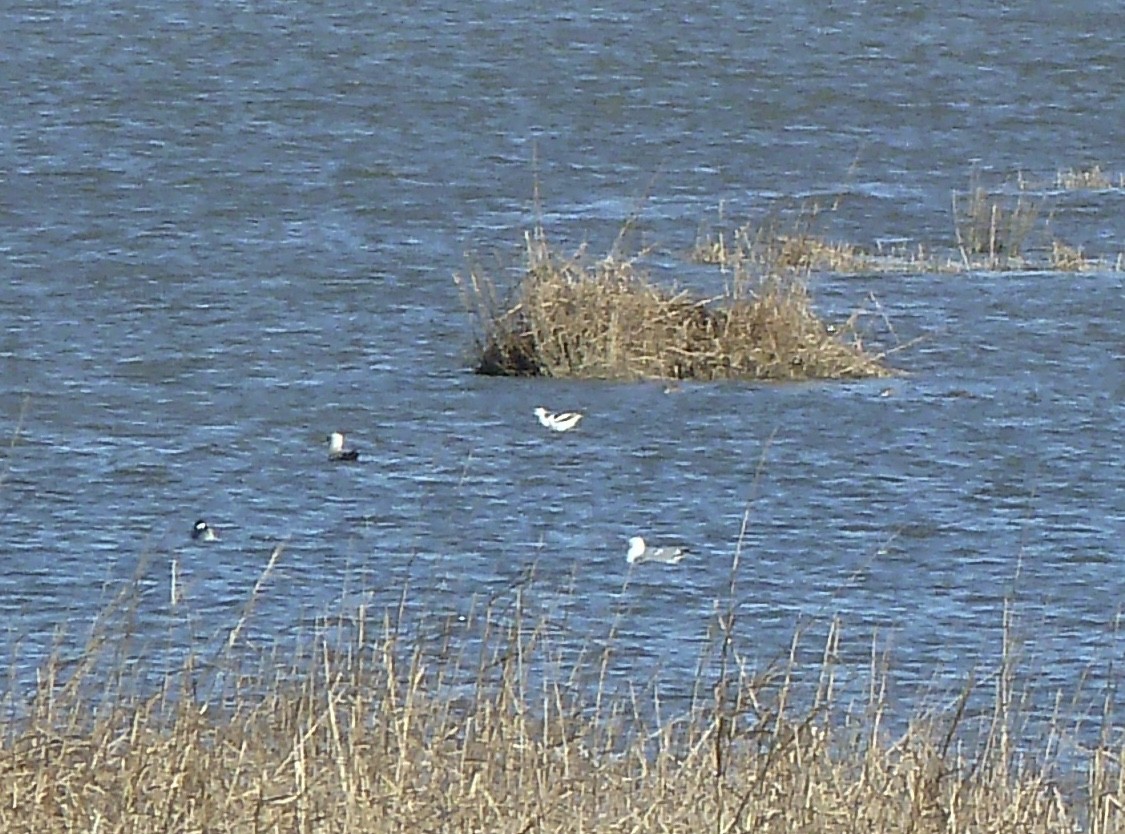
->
1 566 1122 833
457 166 1122 381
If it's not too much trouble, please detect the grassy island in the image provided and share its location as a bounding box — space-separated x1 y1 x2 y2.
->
458 228 892 383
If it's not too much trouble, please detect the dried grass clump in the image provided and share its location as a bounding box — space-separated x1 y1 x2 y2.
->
694 168 1124 277
952 182 1041 267
1050 240 1090 272
457 229 889 381
1055 165 1122 191
772 233 868 272
692 208 873 276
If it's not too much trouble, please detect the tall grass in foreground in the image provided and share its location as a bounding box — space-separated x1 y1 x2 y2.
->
2 561 1124 834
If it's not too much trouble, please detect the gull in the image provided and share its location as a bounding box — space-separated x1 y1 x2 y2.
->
327 431 360 462
626 536 688 565
533 406 583 432
191 519 220 542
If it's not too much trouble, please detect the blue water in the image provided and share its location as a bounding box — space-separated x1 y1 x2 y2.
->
1 2 1123 736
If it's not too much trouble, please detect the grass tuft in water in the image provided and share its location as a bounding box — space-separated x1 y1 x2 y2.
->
1054 165 1123 191
951 175 1041 268
692 167 1124 276
456 225 890 382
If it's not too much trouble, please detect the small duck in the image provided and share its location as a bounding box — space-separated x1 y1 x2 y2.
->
327 431 360 462
191 519 219 542
533 406 583 432
626 536 688 565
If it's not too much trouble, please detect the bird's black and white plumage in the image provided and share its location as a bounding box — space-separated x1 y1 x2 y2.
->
533 406 583 432
191 519 219 542
327 431 360 462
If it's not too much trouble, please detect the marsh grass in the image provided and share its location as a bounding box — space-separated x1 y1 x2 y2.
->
1055 165 1123 191
2 554 1123 834
1050 240 1092 272
694 216 957 278
456 164 1121 382
692 207 874 276
694 167 1124 277
457 227 891 382
951 182 1041 268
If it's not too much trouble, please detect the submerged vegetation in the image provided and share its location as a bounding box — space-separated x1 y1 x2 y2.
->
951 179 1041 264
692 167 1125 276
458 164 1121 381
1054 164 1124 191
2 564 1124 834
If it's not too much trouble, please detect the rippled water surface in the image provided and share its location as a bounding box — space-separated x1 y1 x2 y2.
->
1 2 1123 728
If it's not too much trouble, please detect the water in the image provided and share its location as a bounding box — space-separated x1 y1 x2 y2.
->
1 1 1123 732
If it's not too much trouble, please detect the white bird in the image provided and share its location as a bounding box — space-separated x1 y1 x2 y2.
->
626 536 688 565
534 406 583 432
327 431 360 462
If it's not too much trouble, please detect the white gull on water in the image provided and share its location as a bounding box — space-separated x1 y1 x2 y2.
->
533 406 583 432
327 431 360 461
626 536 688 565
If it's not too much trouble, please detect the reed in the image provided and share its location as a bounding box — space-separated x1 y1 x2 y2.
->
951 181 1041 268
1 561 1122 834
693 168 1125 277
692 208 873 276
1050 240 1092 272
1055 165 1123 191
456 226 890 382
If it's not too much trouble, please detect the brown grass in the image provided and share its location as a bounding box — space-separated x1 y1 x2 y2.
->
457 163 1124 381
693 212 940 278
1050 240 1091 272
457 228 891 381
693 168 1124 277
1055 165 1123 191
951 181 1041 267
2 561 1123 834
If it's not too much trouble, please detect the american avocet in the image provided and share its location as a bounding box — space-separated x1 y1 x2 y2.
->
191 519 220 542
626 536 688 565
533 406 583 432
327 431 360 462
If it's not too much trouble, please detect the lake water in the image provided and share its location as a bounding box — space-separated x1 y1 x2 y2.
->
1 1 1122 734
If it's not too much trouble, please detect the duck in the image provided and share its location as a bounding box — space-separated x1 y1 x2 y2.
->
327 431 360 462
626 536 688 565
191 519 219 542
533 406 583 432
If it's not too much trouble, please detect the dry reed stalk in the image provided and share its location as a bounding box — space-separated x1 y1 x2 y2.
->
1050 240 1090 272
1055 165 1121 191
951 173 1043 268
695 214 980 278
